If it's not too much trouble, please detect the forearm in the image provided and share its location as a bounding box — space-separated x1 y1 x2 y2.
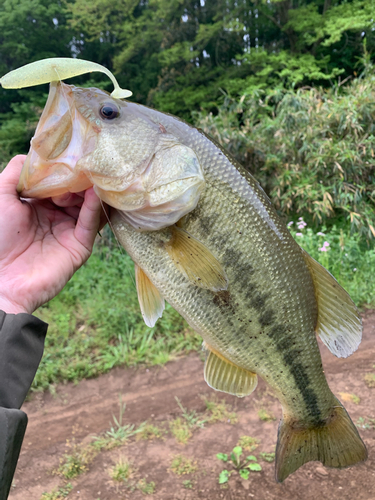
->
0 310 48 499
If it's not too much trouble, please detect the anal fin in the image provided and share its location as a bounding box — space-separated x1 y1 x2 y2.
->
204 344 257 398
135 264 165 327
302 249 362 358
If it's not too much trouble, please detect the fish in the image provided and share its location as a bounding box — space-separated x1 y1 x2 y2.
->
2 59 367 482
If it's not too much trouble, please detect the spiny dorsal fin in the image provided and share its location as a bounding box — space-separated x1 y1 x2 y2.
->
302 249 362 358
135 264 165 327
203 343 257 398
166 226 228 291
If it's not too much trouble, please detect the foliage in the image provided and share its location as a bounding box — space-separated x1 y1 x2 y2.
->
236 435 260 452
216 446 262 483
136 478 156 495
196 69 375 240
288 219 375 306
40 484 72 500
202 396 238 424
109 457 134 482
170 455 198 476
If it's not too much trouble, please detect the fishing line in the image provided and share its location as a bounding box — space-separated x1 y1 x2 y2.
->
86 169 137 290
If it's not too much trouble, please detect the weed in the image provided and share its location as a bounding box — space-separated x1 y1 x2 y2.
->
217 446 262 483
136 423 165 441
170 455 198 475
237 436 260 452
339 392 360 404
258 408 276 421
175 397 206 428
202 396 238 424
364 374 375 388
55 438 95 479
40 483 72 500
137 478 156 494
182 479 193 489
169 418 192 445
109 457 134 482
92 395 145 450
356 417 375 430
259 452 275 462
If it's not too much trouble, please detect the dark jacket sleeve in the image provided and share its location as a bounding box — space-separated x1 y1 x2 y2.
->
0 311 47 500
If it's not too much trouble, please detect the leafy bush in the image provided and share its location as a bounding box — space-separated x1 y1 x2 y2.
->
195 71 375 239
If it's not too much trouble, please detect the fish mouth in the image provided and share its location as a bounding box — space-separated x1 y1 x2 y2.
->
17 81 97 198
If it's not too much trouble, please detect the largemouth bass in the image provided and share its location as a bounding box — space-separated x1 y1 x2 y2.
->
2 59 367 482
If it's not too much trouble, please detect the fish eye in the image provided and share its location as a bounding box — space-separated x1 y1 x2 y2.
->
99 103 120 120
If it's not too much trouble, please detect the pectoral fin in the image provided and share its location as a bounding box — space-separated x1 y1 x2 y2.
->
302 249 362 358
203 343 257 398
166 226 228 291
135 264 165 327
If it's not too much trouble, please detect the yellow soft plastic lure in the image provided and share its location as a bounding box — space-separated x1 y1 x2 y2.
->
0 57 132 99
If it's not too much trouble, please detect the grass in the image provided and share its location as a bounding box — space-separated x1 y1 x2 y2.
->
55 439 95 479
169 418 192 445
288 220 375 307
136 423 165 441
92 395 145 450
137 478 156 494
109 457 134 482
259 452 275 463
258 408 276 422
237 436 260 452
32 229 201 392
202 396 238 424
338 392 360 405
170 455 198 476
364 374 375 388
40 484 72 500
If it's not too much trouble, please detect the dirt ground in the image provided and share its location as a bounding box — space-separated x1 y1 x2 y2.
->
9 310 375 500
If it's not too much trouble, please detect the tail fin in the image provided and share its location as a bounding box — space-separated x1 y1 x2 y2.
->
275 401 367 482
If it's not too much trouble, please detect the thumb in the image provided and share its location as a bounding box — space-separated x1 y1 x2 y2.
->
0 155 27 195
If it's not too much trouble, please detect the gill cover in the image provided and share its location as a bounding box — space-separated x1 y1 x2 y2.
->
3 58 205 231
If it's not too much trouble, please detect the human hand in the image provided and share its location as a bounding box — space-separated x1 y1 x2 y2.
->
0 155 108 315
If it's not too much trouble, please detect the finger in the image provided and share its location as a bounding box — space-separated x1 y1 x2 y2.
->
74 187 102 251
0 155 27 194
52 192 85 208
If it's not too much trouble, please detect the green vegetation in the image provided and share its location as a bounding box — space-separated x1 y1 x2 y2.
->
237 436 260 453
55 439 94 479
109 457 134 482
170 455 198 476
364 374 375 388
258 409 276 422
136 478 156 495
288 221 375 307
217 446 262 484
169 418 193 445
259 452 276 463
202 396 238 424
136 423 165 441
40 484 72 500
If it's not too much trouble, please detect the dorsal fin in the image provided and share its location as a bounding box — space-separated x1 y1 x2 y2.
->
302 250 362 358
135 264 165 327
166 226 228 291
203 343 258 398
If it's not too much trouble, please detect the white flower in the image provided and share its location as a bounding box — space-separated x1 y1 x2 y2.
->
317 232 325 236
287 221 293 227
296 232 303 237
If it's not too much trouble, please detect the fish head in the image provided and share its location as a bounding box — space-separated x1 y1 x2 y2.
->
19 81 205 230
